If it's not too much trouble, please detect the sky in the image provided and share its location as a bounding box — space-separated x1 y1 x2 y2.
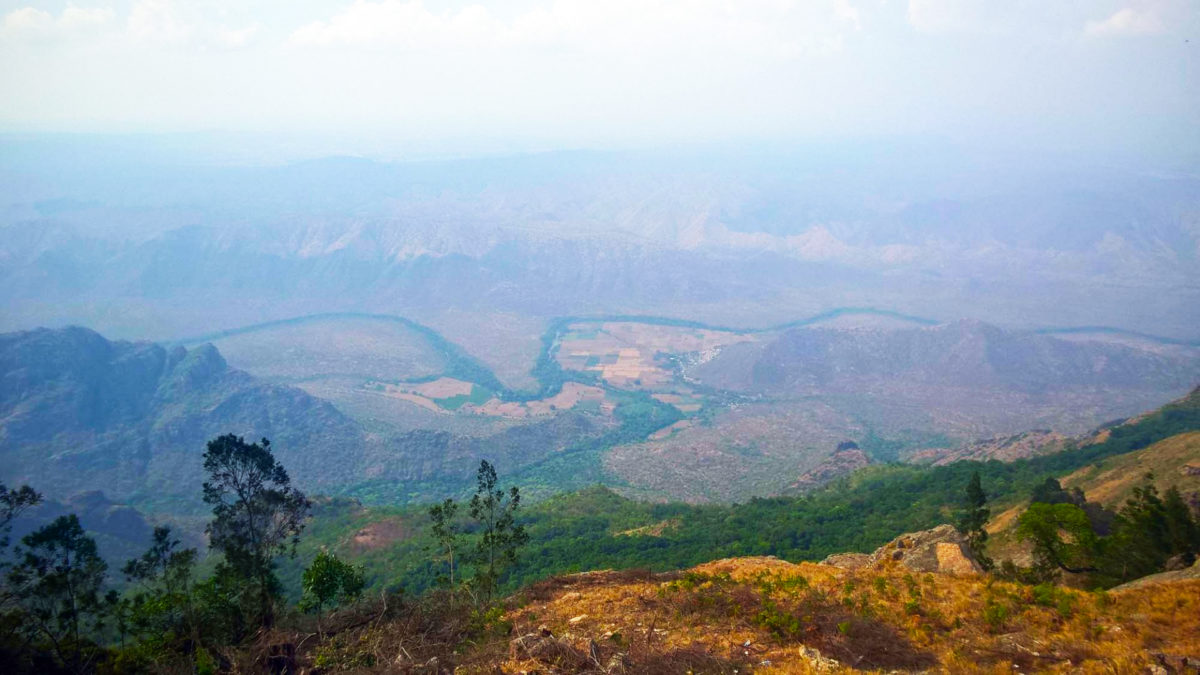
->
0 0 1197 158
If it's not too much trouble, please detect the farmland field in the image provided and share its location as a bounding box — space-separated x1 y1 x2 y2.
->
556 321 760 391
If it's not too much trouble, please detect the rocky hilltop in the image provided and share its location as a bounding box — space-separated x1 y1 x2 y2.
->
0 326 372 509
287 546 1200 673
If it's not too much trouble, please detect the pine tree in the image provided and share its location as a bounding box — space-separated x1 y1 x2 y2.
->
1162 486 1200 565
958 472 992 570
428 498 463 588
468 460 528 604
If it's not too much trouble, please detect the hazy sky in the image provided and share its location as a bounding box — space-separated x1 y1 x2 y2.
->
1 0 1197 157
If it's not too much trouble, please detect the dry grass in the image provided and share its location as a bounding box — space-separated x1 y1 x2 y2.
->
494 557 1200 674
1059 431 1200 507
232 556 1200 673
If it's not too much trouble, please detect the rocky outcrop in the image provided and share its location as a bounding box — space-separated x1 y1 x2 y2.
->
822 524 983 575
868 525 983 574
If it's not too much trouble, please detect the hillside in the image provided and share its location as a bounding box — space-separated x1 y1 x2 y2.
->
695 320 1198 392
985 429 1200 565
288 387 1200 597
0 326 373 512
1058 431 1200 507
576 318 1197 500
293 556 1200 673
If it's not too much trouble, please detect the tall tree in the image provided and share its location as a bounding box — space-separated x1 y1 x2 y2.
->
1162 485 1200 566
202 434 310 629
0 483 42 556
468 460 528 603
8 515 111 673
428 498 463 588
958 471 992 569
1016 502 1100 576
1102 477 1171 581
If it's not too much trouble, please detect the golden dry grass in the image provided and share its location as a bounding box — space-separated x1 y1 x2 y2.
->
1059 431 1200 507
493 557 1200 674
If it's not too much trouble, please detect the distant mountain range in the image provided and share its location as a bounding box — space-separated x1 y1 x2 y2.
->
693 320 1199 395
2 146 1197 345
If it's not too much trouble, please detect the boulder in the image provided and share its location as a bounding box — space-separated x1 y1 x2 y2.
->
866 524 983 575
820 552 871 570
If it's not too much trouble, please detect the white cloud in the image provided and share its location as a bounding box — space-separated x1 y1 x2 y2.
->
0 1 263 48
288 0 861 58
1 5 114 38
127 0 191 43
906 0 977 33
1085 7 1166 37
2 7 54 34
289 1 500 49
61 6 117 30
217 23 259 48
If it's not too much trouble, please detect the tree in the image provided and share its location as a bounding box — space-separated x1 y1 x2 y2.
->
1016 502 1100 576
1 484 42 561
299 550 364 636
202 434 310 629
120 526 199 652
8 515 111 673
428 498 463 588
467 460 528 603
957 472 992 570
1162 485 1200 566
1101 478 1171 581
1029 477 1077 506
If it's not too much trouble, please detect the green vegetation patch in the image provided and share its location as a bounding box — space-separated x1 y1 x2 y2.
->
434 384 495 411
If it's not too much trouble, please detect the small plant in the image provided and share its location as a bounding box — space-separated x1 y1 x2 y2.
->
754 599 803 638
1031 583 1077 619
468 604 511 639
983 599 1009 632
